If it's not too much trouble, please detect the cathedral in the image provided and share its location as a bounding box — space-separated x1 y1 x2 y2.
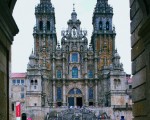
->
25 0 132 119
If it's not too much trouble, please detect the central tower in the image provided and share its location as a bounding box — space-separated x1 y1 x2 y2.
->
91 0 116 70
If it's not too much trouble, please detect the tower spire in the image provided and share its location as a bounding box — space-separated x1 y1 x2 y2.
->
73 3 75 12
71 3 77 21
40 0 51 3
97 0 108 2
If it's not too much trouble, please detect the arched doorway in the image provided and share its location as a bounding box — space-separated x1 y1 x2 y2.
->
21 113 27 120
67 88 83 107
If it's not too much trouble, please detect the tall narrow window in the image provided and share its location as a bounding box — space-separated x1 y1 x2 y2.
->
39 21 43 31
57 87 62 100
21 93 25 99
17 80 20 85
21 80 24 85
35 80 38 85
12 103 14 111
88 70 93 78
31 80 33 85
72 67 78 78
12 80 16 85
57 70 62 78
72 53 78 62
99 21 102 30
66 46 69 52
80 46 83 51
106 21 109 30
47 21 50 31
89 87 94 99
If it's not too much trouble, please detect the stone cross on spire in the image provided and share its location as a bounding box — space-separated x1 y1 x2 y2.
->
71 3 77 21
98 0 108 2
73 3 75 12
40 0 51 3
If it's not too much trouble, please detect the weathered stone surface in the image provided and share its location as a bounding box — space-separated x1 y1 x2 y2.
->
132 84 146 102
131 39 145 61
133 117 148 120
131 25 141 47
130 9 143 34
132 52 146 74
130 0 139 20
133 100 147 117
130 0 135 7
132 67 146 88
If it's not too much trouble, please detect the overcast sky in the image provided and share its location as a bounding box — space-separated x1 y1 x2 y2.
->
12 0 131 74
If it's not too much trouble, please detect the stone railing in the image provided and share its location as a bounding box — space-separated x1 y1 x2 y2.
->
113 105 132 110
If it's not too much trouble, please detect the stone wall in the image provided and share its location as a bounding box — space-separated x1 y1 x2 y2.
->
130 0 150 119
0 0 18 119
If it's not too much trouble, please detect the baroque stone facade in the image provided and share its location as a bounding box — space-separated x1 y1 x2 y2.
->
23 0 133 119
9 0 133 119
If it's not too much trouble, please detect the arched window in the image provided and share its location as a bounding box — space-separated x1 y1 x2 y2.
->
57 70 62 78
76 89 82 94
57 87 62 100
99 21 103 30
68 88 82 95
31 80 33 85
35 80 38 85
72 28 77 37
80 46 83 51
72 67 78 78
89 87 94 99
68 89 75 94
39 21 43 31
21 113 27 120
66 45 69 52
47 21 50 31
88 70 93 78
106 21 109 30
72 53 78 62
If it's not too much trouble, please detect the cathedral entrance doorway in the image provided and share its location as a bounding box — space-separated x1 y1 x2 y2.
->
76 97 82 107
67 88 83 107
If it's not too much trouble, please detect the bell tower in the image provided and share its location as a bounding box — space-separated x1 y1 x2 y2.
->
91 0 116 70
26 0 57 109
33 0 57 68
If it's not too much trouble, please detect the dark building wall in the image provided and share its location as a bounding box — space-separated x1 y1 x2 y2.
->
0 0 18 119
130 0 150 119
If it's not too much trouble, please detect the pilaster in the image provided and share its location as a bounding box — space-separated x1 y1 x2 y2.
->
95 80 98 107
85 81 89 106
53 81 56 107
63 81 67 106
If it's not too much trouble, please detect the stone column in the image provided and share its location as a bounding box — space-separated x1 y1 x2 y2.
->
94 51 98 79
95 80 98 107
85 81 88 106
63 81 66 106
52 52 55 79
84 53 88 78
33 34 37 55
53 81 56 107
62 52 65 79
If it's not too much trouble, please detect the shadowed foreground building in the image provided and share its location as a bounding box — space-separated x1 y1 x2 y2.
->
0 0 19 119
10 0 133 119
